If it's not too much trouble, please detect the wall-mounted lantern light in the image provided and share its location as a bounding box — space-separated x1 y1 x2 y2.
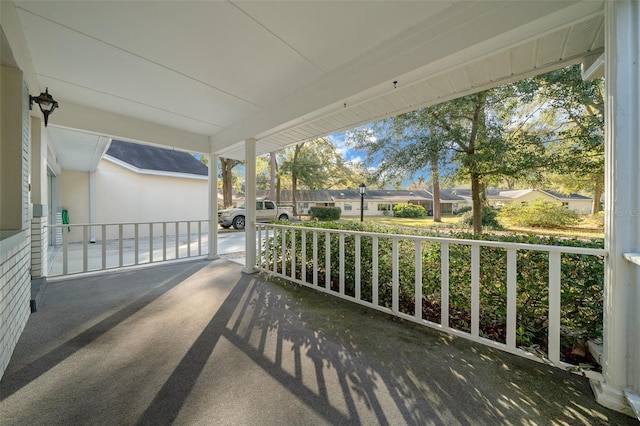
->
359 183 366 222
29 87 58 127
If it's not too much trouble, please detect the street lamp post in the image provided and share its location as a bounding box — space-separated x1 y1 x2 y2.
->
359 183 366 222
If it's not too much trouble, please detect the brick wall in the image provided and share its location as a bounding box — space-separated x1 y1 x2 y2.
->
0 233 31 379
30 217 48 278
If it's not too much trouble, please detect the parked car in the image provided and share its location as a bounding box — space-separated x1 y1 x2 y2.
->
218 200 293 230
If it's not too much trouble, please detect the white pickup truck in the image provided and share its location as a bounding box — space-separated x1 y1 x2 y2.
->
218 200 294 230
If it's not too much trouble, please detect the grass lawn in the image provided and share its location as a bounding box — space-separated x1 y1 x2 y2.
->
341 215 460 229
339 214 604 239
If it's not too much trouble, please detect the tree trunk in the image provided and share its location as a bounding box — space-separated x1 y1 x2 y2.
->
592 175 604 216
431 161 442 222
291 172 298 217
291 145 301 216
269 152 277 201
471 172 483 235
220 157 233 208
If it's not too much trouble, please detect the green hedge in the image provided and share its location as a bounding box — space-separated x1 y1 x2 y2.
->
499 200 582 228
309 206 341 221
261 221 604 367
393 203 427 218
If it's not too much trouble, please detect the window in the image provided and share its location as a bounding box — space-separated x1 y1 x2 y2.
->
377 204 389 211
303 202 309 208
344 203 352 211
264 201 275 210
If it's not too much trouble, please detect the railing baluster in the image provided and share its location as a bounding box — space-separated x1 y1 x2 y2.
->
392 238 399 313
441 242 449 328
325 231 331 290
101 224 107 269
301 229 307 284
187 221 191 257
372 236 379 306
63 225 68 275
355 234 361 301
272 227 277 273
175 222 179 259
134 223 139 265
281 227 287 275
506 248 517 349
149 223 154 263
257 225 263 267
548 251 561 364
163 222 167 261
118 224 124 267
415 240 422 320
471 244 480 338
198 221 202 256
82 225 88 272
313 231 318 286
291 227 296 280
339 233 345 295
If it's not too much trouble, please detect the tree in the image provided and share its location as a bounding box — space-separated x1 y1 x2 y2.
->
280 138 356 214
349 87 550 234
269 152 278 201
347 111 449 222
219 157 242 208
524 65 604 215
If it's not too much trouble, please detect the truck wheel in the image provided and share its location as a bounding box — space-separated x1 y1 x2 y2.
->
232 216 245 230
278 214 289 221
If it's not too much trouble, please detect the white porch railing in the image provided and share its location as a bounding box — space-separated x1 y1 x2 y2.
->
256 223 607 380
47 220 209 277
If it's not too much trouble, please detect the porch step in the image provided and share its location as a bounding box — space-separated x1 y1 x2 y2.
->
587 339 603 366
623 389 640 421
30 277 47 312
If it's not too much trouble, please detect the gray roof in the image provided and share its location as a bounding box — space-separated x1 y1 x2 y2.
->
106 140 208 176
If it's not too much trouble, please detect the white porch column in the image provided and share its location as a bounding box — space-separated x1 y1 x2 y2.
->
243 138 257 274
207 150 219 260
592 0 640 418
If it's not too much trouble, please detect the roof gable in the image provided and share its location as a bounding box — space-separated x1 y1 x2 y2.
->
106 140 208 176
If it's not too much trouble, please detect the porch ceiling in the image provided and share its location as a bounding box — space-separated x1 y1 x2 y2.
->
3 1 604 165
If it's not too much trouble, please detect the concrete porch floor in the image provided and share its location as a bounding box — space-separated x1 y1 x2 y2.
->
0 259 634 425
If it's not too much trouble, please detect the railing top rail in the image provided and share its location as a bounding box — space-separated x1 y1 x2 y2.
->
47 219 209 228
258 223 607 256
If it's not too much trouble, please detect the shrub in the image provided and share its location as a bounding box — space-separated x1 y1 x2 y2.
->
454 206 472 215
393 203 427 218
460 206 502 230
499 200 581 228
309 206 341 221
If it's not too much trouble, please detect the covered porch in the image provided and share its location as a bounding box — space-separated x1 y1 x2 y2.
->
1 0 639 419
0 259 632 425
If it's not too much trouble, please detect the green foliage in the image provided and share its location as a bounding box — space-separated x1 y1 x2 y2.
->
393 203 427 218
460 207 502 230
499 200 581 228
262 221 604 366
454 206 472 215
309 206 341 221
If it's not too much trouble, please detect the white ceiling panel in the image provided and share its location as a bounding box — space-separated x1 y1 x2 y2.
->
3 0 606 164
232 1 458 73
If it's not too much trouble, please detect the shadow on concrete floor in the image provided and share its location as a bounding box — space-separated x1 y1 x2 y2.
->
1 259 634 425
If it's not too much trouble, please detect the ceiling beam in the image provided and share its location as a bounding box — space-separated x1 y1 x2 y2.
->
50 101 210 153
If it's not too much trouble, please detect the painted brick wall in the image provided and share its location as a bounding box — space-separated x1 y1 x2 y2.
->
0 235 31 379
30 217 48 278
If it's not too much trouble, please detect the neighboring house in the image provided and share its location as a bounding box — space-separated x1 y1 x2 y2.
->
256 189 465 217
61 140 212 242
453 189 593 214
